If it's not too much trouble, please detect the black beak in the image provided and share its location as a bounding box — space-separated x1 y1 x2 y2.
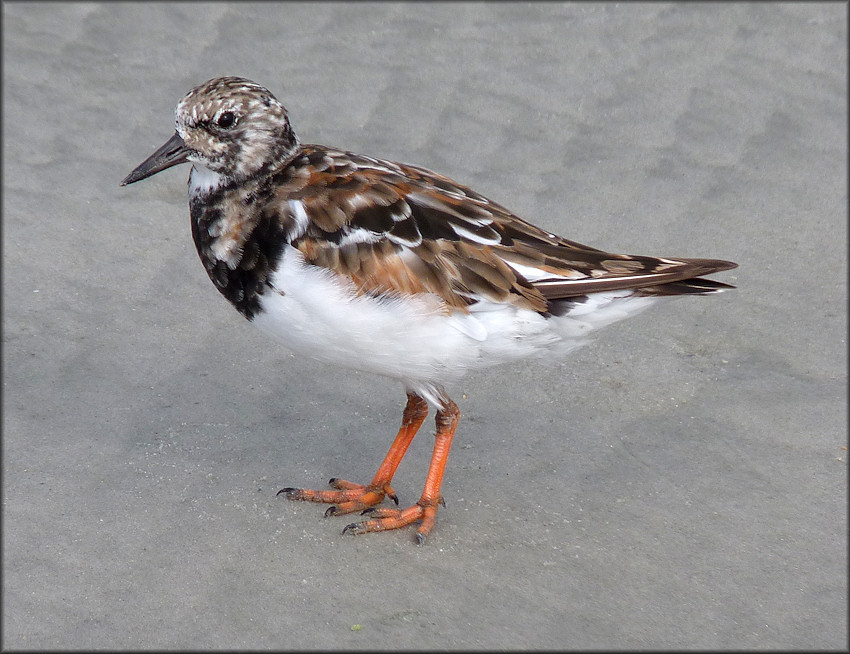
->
121 132 191 186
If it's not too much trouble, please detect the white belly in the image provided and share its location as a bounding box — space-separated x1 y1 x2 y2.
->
252 245 658 405
253 246 477 398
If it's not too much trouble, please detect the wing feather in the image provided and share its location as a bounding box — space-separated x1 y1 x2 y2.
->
270 146 736 311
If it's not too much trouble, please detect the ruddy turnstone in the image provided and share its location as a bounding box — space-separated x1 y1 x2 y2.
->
122 76 737 544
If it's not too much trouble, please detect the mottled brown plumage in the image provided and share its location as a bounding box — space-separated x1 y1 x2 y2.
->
224 144 735 315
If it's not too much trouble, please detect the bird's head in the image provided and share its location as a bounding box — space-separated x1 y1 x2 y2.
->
121 76 299 188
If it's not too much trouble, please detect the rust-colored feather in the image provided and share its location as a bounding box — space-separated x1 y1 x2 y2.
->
265 145 736 311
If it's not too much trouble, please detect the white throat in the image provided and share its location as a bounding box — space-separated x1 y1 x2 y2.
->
189 164 226 198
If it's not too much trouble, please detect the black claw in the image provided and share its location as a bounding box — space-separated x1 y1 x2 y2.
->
277 487 295 496
360 507 376 516
328 477 338 485
388 492 399 506
415 532 427 546
324 506 337 518
342 522 359 535
439 497 446 508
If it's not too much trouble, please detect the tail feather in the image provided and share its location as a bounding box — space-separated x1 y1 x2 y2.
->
636 277 737 296
531 257 737 299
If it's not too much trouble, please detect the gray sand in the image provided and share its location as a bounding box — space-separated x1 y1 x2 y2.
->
3 2 846 649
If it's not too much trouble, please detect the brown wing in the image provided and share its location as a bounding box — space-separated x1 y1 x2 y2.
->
267 145 736 313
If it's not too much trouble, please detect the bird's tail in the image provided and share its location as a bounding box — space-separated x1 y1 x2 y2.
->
635 277 736 296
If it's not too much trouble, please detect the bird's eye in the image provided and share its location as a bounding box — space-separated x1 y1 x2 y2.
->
216 111 236 129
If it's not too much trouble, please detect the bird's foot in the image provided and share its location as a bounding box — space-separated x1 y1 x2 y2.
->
342 496 445 544
277 477 398 516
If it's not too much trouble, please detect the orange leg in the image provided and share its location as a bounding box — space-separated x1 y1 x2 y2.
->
278 393 429 515
343 398 460 544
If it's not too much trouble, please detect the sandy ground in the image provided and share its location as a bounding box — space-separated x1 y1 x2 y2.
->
3 2 846 650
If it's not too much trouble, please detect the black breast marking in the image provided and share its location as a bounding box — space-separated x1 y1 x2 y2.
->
190 189 287 321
